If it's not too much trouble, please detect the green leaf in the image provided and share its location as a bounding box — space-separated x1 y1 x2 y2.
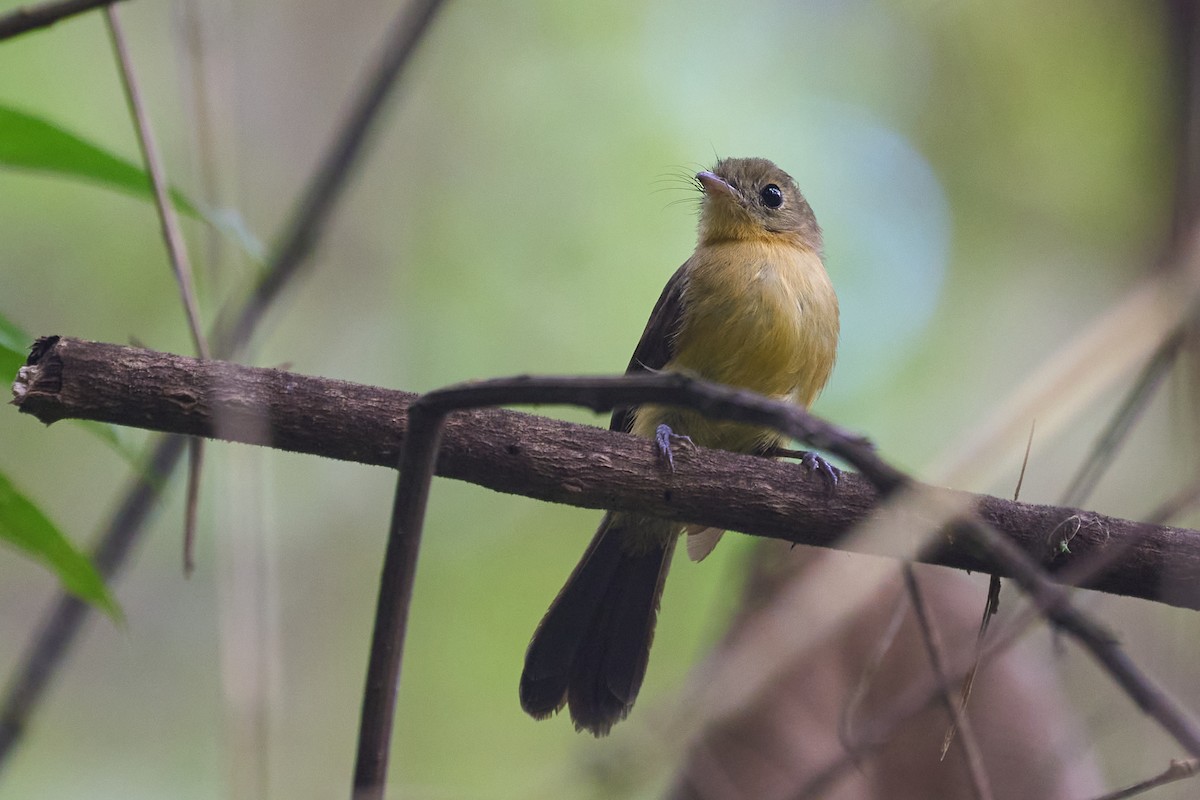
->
0 470 121 619
0 104 267 260
0 311 28 384
0 104 200 216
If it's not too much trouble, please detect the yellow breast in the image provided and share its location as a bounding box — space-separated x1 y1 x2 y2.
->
674 240 838 402
631 238 839 453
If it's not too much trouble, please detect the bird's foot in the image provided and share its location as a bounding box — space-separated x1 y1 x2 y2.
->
799 451 839 494
655 424 693 471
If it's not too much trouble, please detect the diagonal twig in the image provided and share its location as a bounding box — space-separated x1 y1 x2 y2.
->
1090 758 1199 800
838 587 908 761
943 421 1035 758
105 3 211 575
212 0 448 356
0 436 186 761
904 565 993 800
0 0 128 41
796 588 1063 799
1060 328 1185 509
105 5 208 360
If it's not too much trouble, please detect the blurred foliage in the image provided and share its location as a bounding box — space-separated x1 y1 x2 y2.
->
3 317 125 606
2 320 145 599
0 310 26 384
0 470 119 619
0 0 1192 799
0 104 200 216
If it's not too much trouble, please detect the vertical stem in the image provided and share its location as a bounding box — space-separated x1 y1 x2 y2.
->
352 404 445 799
105 5 209 359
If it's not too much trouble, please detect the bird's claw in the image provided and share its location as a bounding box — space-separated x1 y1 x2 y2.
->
800 451 839 493
655 424 693 471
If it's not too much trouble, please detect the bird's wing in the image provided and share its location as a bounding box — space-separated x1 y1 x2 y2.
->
610 262 689 433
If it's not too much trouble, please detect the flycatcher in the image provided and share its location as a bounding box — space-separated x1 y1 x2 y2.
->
519 157 840 735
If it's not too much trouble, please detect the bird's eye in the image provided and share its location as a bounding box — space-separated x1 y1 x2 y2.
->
760 184 784 209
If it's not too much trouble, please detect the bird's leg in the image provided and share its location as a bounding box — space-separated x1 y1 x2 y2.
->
655 424 693 471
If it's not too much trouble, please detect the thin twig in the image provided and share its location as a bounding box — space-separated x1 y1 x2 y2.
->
958 512 1200 756
838 588 908 759
106 6 209 360
946 576 999 757
1014 420 1035 503
212 0 448 355
1060 329 1184 508
1090 758 1199 800
0 0 127 41
1147 475 1200 525
1167 0 1200 239
105 4 211 575
1012 405 1200 630
904 566 993 800
795 598 1052 799
176 0 230 277
944 422 1034 757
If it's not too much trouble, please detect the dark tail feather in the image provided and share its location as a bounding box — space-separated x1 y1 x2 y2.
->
519 514 675 736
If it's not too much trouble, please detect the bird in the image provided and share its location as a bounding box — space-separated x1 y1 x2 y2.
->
519 156 840 736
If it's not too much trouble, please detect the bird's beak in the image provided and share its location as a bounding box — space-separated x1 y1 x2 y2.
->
696 171 735 198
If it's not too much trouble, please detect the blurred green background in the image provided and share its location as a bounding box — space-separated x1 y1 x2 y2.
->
0 0 1195 797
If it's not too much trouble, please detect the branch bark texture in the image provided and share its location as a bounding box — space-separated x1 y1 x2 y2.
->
13 335 1200 611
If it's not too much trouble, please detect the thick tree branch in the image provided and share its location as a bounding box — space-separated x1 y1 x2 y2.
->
12 335 1200 613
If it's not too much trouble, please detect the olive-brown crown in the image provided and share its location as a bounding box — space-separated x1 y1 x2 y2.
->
697 157 822 250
